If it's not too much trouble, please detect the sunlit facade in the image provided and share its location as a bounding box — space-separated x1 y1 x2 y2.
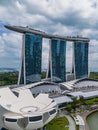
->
18 33 42 84
73 41 89 79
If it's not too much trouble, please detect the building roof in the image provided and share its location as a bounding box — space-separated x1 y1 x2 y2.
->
0 87 56 115
13 81 57 93
60 78 98 90
53 96 72 104
67 91 84 97
67 90 98 99
5 25 90 42
60 80 78 90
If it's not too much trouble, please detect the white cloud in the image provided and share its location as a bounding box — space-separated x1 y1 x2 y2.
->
0 32 22 68
0 0 98 71
42 39 49 69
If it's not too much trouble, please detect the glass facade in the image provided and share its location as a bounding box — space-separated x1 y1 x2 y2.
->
49 109 56 115
47 61 51 78
74 41 89 79
19 33 42 84
51 39 66 82
19 58 24 84
29 116 42 122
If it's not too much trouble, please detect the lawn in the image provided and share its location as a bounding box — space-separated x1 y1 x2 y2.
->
46 117 69 130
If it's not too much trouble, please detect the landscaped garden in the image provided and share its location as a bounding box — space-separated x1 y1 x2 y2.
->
46 117 69 130
0 71 18 86
0 71 47 86
89 72 98 79
66 96 98 113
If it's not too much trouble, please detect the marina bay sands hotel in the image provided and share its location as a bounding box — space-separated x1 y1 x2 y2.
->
5 25 90 85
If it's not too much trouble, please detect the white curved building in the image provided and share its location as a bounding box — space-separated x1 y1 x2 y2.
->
0 87 57 130
60 78 98 90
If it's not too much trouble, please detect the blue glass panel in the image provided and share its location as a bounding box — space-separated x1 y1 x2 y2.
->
29 116 42 122
19 33 42 84
19 57 24 84
74 41 88 79
5 118 17 122
51 39 66 82
47 61 51 78
49 109 56 115
25 33 42 84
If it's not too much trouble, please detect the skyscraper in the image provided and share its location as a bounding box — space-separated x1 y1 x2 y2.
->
4 25 90 83
18 33 42 84
47 39 66 82
73 41 89 79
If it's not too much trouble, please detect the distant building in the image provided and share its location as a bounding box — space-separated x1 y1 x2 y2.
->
47 39 66 82
18 33 42 84
73 41 89 79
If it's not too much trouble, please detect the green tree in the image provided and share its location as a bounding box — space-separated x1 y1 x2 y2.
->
66 104 72 112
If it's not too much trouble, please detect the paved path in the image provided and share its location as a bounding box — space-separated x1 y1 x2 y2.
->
65 115 76 130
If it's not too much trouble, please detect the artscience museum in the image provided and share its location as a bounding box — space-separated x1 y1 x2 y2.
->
0 87 57 130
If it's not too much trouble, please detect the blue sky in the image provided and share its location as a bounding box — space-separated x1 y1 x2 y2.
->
0 0 98 72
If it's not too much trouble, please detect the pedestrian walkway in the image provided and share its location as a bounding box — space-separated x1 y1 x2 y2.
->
72 115 85 130
58 110 76 130
65 115 76 130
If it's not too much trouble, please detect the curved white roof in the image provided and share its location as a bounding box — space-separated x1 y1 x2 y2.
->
12 81 57 93
53 96 72 104
74 80 98 88
60 78 98 90
68 90 98 99
60 80 77 90
0 87 56 116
